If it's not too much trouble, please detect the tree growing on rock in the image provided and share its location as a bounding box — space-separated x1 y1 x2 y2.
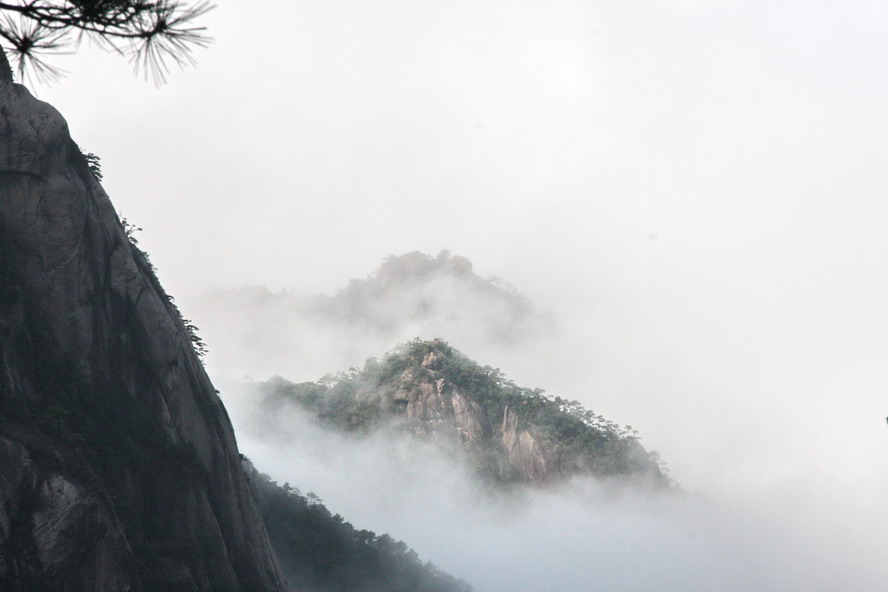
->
0 0 213 82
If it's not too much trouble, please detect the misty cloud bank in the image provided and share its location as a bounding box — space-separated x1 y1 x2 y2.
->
192 251 554 381
194 249 888 592
222 379 885 592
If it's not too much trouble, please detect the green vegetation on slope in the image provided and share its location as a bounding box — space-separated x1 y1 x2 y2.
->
245 460 472 592
261 339 670 485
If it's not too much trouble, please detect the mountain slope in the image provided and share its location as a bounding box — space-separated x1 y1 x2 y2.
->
245 461 472 592
0 62 285 590
193 250 554 380
261 339 669 486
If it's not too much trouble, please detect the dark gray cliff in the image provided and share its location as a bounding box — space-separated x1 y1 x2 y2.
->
0 66 286 590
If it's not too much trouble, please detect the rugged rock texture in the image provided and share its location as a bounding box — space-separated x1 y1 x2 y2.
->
0 432 137 591
0 66 285 590
389 351 490 444
262 340 669 487
500 406 553 484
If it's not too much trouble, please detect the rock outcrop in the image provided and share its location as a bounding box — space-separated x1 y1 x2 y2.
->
500 406 554 483
0 63 285 590
262 339 669 487
384 351 490 444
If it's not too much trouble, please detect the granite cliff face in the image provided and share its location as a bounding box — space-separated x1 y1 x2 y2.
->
262 340 668 486
388 351 491 444
0 62 285 590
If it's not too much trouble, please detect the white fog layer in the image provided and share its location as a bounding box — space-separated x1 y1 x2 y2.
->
224 379 884 591
33 1 888 590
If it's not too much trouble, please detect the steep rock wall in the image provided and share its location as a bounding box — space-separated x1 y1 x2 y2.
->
368 351 490 445
366 352 579 484
500 407 555 484
341 342 666 486
0 67 285 591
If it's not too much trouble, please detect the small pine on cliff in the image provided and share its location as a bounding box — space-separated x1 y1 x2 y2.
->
261 339 669 486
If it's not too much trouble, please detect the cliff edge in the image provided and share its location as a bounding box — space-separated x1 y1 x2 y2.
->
0 64 286 590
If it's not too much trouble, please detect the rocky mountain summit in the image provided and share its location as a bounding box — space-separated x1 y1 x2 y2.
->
261 339 669 486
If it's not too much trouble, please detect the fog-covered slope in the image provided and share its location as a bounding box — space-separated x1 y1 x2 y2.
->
193 250 554 380
244 460 472 592
258 339 668 486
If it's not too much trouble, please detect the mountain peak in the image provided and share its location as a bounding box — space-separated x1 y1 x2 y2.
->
192 251 553 381
373 250 474 281
262 339 670 487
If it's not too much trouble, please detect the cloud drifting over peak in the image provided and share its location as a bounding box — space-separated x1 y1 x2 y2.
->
189 250 554 380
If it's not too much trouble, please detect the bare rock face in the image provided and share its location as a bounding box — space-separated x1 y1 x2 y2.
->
385 366 562 483
370 347 565 483
0 71 285 590
398 374 489 444
500 407 554 484
0 433 137 591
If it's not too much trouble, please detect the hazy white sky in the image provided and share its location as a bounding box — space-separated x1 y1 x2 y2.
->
25 1 888 585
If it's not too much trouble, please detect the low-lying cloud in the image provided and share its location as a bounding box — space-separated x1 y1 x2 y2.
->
192 244 888 592
220 377 888 592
